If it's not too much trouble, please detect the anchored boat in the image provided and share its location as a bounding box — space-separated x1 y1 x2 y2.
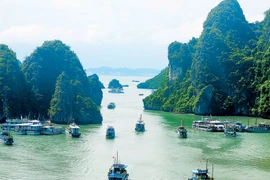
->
135 114 145 132
245 121 270 133
108 151 129 180
224 124 236 137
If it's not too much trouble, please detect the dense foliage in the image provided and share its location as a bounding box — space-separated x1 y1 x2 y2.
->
137 68 168 89
21 40 102 124
88 73 103 106
144 0 270 118
108 79 122 89
0 45 28 118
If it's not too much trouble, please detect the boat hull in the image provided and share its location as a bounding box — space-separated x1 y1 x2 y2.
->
65 129 81 138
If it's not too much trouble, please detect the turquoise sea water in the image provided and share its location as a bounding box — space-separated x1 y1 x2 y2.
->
1 75 270 180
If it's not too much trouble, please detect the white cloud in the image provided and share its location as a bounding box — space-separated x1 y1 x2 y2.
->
149 18 204 45
0 0 269 69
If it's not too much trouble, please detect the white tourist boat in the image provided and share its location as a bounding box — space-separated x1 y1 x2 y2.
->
65 122 81 138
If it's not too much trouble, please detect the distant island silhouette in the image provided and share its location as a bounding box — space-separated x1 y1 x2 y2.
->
86 66 160 76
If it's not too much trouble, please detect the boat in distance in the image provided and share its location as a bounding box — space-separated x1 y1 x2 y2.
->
108 151 129 180
108 88 124 94
135 114 145 132
107 102 116 109
106 126 115 138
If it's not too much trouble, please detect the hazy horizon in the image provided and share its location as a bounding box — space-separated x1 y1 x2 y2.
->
1 0 269 69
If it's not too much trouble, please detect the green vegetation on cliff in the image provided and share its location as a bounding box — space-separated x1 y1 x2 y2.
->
143 0 270 118
108 79 122 89
137 68 168 89
0 45 28 117
21 40 102 124
88 73 103 106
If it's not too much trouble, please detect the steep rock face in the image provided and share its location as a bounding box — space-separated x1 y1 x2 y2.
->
192 0 253 114
194 85 213 114
168 39 196 82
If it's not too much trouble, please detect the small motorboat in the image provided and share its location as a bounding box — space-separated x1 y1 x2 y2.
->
106 126 115 139
107 102 116 109
176 120 187 138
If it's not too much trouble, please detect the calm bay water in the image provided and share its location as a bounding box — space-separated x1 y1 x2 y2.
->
1 75 270 180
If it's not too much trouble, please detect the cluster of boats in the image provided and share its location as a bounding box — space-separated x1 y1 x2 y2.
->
192 117 270 136
0 118 82 145
106 114 145 139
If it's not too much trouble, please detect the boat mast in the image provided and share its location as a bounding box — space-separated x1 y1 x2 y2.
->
212 164 214 179
206 159 208 170
117 151 119 164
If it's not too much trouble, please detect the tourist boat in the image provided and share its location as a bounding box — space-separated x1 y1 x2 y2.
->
245 122 270 133
15 123 31 135
192 120 215 132
176 120 187 138
26 120 43 135
65 122 81 138
108 151 129 180
188 160 214 180
108 88 124 94
135 114 145 132
224 124 236 137
138 93 144 96
41 126 63 135
106 126 115 138
1 118 31 131
107 102 116 109
208 120 224 132
0 131 14 145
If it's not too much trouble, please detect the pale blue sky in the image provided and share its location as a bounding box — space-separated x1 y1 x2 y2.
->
0 0 269 69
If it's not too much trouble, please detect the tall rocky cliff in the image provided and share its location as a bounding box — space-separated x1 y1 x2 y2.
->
143 0 269 117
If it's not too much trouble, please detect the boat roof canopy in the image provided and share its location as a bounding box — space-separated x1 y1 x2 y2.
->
112 164 127 169
192 169 208 175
